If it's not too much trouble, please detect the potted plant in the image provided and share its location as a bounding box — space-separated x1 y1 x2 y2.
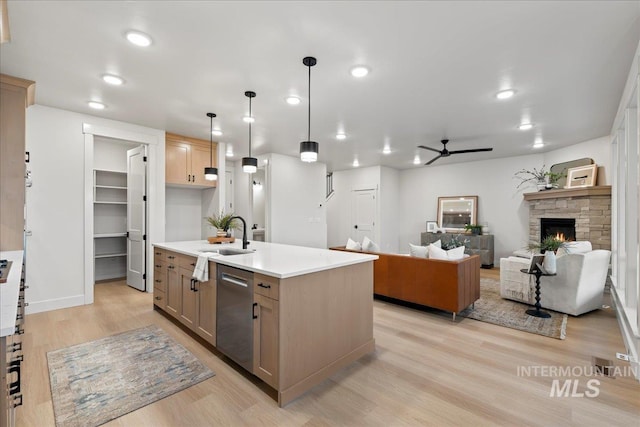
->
527 235 566 254
514 165 549 191
442 234 470 250
544 171 564 189
205 210 238 237
464 224 482 235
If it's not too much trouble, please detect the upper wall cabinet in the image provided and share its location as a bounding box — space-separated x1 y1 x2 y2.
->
165 132 217 188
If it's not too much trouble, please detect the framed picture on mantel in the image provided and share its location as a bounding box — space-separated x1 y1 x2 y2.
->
565 164 597 188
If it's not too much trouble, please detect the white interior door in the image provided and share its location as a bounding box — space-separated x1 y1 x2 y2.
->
127 145 147 291
351 189 376 243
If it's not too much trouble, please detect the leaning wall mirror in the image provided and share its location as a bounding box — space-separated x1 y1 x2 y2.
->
437 196 478 232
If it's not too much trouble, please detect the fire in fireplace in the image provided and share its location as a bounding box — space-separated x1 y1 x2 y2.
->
540 218 576 242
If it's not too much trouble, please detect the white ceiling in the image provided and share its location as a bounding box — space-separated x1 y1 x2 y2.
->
1 1 639 171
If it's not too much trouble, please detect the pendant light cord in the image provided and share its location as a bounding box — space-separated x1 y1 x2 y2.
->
209 115 213 167
307 63 311 142
249 96 252 157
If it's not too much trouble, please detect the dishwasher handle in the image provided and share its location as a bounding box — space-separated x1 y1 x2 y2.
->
221 273 249 288
253 302 258 319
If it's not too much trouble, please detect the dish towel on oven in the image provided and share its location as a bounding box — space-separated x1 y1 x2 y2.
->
192 253 211 282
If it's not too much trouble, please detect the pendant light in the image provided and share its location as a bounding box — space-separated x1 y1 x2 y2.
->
300 56 318 162
242 91 258 173
204 112 218 181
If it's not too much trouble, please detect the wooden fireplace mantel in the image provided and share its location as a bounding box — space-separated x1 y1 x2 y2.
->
523 185 611 201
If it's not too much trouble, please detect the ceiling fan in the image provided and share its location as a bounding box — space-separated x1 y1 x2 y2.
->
418 139 493 165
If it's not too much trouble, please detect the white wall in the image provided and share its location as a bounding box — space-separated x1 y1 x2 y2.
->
252 168 266 229
93 136 137 171
165 188 203 241
396 135 613 264
380 166 400 253
25 105 165 314
268 153 327 248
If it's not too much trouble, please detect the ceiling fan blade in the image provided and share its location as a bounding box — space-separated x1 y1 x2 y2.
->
425 155 442 165
448 148 494 154
418 145 443 154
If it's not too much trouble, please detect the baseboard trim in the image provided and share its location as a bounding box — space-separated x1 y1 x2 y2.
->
25 294 85 315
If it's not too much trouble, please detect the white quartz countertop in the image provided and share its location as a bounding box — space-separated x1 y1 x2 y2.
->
0 251 23 337
153 240 378 279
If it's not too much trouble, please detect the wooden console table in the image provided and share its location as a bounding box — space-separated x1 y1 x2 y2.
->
421 232 494 268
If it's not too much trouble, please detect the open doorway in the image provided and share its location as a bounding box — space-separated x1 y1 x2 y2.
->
92 136 147 291
251 167 266 241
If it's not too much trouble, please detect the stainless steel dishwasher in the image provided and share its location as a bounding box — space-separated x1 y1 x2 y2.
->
216 265 254 371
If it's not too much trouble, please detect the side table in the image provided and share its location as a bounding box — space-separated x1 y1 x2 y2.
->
520 268 556 318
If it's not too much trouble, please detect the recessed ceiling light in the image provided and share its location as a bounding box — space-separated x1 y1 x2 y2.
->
496 89 516 100
352 159 359 167
226 146 234 157
336 133 347 140
243 116 255 123
88 101 106 110
211 129 223 136
126 30 152 47
285 96 301 105
350 65 370 78
383 146 391 154
519 123 533 131
102 74 124 86
413 155 421 165
533 138 544 148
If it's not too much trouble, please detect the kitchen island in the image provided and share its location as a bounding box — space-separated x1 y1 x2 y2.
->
152 240 377 407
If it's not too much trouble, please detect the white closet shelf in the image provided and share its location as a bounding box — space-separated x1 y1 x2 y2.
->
95 185 127 190
95 252 127 259
94 233 127 238
93 168 126 173
94 201 127 205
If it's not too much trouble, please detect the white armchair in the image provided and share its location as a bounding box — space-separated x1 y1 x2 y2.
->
500 244 611 316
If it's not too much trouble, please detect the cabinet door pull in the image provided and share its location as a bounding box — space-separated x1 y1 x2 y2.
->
168 265 175 269
190 262 196 267
155 296 162 301
155 264 161 268
257 283 271 289
11 394 22 408
155 279 161 283
252 302 258 319
168 255 175 259
8 358 21 395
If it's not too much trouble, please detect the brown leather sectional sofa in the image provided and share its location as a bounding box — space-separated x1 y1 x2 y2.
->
331 247 481 319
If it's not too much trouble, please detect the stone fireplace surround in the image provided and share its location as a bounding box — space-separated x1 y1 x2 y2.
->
523 186 611 250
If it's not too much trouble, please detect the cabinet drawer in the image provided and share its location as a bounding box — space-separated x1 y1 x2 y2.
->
254 273 279 300
180 255 197 270
153 273 166 293
154 259 166 271
154 248 165 263
153 288 166 309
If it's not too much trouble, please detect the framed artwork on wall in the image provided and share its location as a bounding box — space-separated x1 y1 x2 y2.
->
565 164 598 188
426 221 438 233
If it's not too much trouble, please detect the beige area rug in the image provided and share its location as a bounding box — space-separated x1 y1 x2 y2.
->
47 325 214 427
459 278 568 339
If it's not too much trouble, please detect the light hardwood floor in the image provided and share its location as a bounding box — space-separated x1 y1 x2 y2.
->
19 269 639 426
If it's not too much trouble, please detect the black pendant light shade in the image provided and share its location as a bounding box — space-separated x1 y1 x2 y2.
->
242 91 258 173
205 112 218 181
300 56 318 163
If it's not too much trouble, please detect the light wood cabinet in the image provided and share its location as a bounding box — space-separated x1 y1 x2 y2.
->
253 292 279 388
164 253 180 317
153 249 216 346
253 273 280 388
0 74 35 251
165 132 217 188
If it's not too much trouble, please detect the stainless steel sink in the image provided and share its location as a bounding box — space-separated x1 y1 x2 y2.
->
199 247 255 256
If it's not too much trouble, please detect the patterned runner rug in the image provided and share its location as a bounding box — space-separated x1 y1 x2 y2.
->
459 278 568 339
47 324 214 427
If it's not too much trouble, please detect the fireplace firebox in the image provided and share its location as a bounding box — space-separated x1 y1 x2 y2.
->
540 218 576 242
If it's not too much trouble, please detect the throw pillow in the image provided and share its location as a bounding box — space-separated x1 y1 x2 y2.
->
346 238 361 251
428 243 465 260
362 236 380 252
409 243 428 258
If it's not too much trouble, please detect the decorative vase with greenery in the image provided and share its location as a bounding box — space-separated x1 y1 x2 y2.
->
464 224 482 235
527 235 566 254
514 166 564 191
205 210 238 237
